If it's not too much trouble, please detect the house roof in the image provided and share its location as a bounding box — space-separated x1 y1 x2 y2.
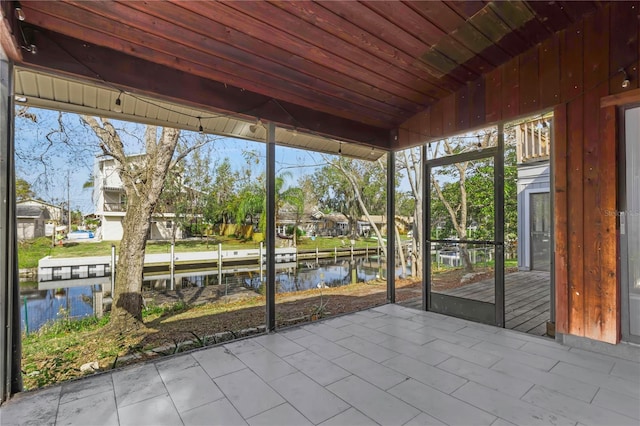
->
16 204 50 219
17 198 62 211
1 1 603 153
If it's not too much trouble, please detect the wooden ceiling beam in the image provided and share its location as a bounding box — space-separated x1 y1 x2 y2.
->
18 28 392 147
0 1 23 62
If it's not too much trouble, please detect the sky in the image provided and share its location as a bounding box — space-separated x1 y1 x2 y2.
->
13 107 336 214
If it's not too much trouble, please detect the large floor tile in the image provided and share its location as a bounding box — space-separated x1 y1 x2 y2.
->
283 350 350 386
339 323 390 344
269 372 350 424
423 339 499 367
214 369 284 419
522 385 638 426
335 336 399 363
388 379 495 426
402 412 447 426
112 363 166 408
333 352 407 390
293 334 352 360
550 361 640 399
235 347 297 382
452 382 575 426
437 357 534 398
156 355 224 413
519 341 615 373
253 333 305 357
56 390 117 426
327 375 419 426
377 336 450 365
377 323 436 345
591 387 640 421
59 374 113 405
302 323 352 341
490 358 598 403
118 394 182 426
247 403 312 426
472 341 558 371
383 354 467 394
318 408 376 426
0 386 61 426
180 398 248 426
192 346 246 379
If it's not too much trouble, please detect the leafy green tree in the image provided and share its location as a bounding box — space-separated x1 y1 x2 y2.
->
16 178 34 201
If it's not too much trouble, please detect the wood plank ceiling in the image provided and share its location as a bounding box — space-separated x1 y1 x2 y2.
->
1 1 602 149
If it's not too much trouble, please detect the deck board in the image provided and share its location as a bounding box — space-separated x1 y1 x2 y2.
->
401 270 551 337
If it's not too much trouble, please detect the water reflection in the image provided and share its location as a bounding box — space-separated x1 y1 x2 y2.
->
22 255 401 332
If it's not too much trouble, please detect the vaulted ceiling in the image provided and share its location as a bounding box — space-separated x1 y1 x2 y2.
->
1 1 603 152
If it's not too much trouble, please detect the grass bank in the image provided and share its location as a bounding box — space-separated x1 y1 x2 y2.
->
17 235 391 268
21 277 421 390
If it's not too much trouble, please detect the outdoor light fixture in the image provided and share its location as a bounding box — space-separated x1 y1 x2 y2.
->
620 68 631 89
249 118 263 134
14 96 27 103
338 142 342 155
113 92 123 113
198 117 204 134
15 5 25 21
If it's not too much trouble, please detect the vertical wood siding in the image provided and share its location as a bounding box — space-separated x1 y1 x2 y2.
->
397 2 639 343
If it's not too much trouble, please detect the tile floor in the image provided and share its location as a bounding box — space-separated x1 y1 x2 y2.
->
1 304 639 425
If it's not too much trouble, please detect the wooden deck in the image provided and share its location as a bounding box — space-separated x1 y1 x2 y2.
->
401 270 551 336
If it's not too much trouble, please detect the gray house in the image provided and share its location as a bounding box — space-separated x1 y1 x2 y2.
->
516 117 551 272
16 204 50 240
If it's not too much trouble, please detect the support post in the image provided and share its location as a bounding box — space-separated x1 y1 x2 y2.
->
422 144 430 311
218 243 222 285
110 244 116 295
0 48 21 401
265 122 276 332
259 241 264 285
495 124 505 327
169 243 175 291
387 151 396 303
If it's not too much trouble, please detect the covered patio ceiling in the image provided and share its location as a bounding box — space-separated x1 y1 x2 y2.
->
1 1 602 153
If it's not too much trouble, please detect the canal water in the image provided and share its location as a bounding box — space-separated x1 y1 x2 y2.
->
21 255 406 332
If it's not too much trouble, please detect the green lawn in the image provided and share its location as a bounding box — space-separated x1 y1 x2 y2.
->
17 235 394 269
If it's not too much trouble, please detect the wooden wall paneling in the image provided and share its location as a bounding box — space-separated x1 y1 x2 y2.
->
582 83 607 341
560 22 584 103
469 79 485 128
519 47 540 115
501 57 520 120
608 1 639 94
567 95 585 336
397 126 411 149
407 114 422 146
485 66 502 123
554 103 569 334
456 84 470 131
420 110 431 142
430 101 444 137
582 8 610 92
598 104 619 344
539 34 561 109
442 95 456 135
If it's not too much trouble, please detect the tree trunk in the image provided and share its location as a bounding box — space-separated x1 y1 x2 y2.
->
81 117 182 332
110 200 153 330
394 223 407 278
